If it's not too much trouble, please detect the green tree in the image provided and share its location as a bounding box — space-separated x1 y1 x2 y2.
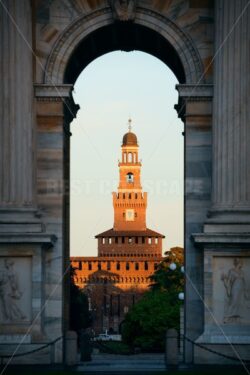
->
122 247 184 351
70 266 92 332
122 289 181 351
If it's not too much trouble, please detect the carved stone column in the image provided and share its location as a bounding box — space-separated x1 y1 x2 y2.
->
0 0 34 209
209 0 250 227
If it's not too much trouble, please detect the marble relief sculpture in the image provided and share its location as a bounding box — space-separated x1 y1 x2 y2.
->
221 258 250 324
0 259 26 322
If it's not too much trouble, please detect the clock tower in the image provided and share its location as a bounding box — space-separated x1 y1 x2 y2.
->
113 119 147 231
95 119 164 257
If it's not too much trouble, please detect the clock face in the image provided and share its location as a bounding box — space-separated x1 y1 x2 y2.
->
126 209 134 221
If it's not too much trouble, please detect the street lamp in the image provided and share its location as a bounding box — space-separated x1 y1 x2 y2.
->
178 292 184 300
169 262 177 271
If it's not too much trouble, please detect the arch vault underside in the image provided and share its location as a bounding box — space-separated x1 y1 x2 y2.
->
0 0 250 365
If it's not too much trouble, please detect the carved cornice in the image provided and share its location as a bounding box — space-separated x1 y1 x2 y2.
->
176 84 213 100
34 84 73 100
192 232 250 246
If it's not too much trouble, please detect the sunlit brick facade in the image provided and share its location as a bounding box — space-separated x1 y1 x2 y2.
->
71 121 164 334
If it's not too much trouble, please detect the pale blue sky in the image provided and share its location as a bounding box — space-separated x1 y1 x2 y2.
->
70 51 183 257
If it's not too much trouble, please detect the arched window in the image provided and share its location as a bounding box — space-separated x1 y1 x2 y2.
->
116 262 120 271
128 152 133 162
78 261 82 270
126 262 130 270
126 172 134 183
144 261 148 270
135 262 139 271
88 262 92 271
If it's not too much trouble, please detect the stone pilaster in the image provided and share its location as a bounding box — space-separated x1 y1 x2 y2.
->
0 0 34 208
176 84 213 363
210 0 250 220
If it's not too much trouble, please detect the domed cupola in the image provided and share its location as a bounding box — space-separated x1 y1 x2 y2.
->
122 119 138 146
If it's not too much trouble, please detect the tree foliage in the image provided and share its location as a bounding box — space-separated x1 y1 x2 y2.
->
121 247 184 351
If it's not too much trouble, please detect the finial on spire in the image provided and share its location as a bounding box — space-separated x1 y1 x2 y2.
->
128 118 132 132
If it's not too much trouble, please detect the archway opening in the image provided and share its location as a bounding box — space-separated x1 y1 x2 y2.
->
69 50 184 355
64 23 186 85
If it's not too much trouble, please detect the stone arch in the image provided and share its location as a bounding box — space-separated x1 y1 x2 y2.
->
45 7 204 85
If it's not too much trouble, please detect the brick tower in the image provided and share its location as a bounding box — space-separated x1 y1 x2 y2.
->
71 120 165 334
96 119 164 257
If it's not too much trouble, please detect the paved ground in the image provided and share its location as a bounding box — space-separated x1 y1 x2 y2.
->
76 353 166 372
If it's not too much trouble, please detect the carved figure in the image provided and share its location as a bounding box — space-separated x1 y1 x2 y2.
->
110 0 136 21
0 259 26 322
221 258 250 323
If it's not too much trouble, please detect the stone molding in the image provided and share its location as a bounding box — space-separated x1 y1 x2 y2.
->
35 84 73 100
0 233 57 247
192 233 250 245
176 84 213 100
44 6 204 85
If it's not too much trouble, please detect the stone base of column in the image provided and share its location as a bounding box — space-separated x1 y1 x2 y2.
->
192 232 250 364
0 207 45 234
204 209 250 234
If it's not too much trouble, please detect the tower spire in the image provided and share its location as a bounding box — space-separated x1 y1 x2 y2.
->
128 118 132 132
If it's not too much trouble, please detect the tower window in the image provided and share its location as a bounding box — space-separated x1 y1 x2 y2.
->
123 212 125 218
116 262 120 270
98 262 101 270
135 212 137 218
88 262 92 271
126 262 130 270
135 193 137 199
135 263 139 271
154 263 158 270
144 261 148 270
129 193 131 199
128 152 133 162
126 173 134 183
78 261 82 270
107 261 111 271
